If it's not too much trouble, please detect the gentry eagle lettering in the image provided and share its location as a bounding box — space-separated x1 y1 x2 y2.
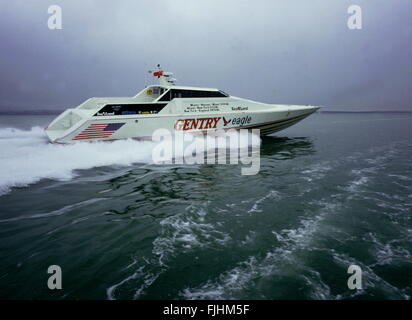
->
174 117 221 130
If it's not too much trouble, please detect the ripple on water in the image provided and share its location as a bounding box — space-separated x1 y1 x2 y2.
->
105 203 231 299
0 198 106 223
181 199 342 299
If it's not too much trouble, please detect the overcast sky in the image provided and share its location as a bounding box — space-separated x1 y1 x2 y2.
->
1 0 411 110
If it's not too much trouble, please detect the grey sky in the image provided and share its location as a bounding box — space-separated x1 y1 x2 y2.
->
0 0 411 110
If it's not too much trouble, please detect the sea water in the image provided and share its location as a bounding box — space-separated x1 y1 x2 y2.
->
0 112 411 299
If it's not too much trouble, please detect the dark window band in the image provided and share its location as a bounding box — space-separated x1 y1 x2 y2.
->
94 103 167 116
158 89 227 101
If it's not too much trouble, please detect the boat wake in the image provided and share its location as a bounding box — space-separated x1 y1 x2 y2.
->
0 126 156 196
0 126 261 196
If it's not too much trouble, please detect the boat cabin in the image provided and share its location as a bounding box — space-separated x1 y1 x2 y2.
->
134 85 229 103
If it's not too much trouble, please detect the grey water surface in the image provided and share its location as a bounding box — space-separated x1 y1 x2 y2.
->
0 112 411 299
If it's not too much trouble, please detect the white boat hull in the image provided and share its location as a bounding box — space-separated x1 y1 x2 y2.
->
45 105 318 143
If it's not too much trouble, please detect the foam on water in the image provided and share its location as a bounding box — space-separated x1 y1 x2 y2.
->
181 256 260 300
0 127 158 195
365 232 411 266
152 203 231 266
106 203 232 299
0 127 261 196
301 162 333 182
181 194 410 300
248 190 281 213
331 251 410 299
182 199 342 299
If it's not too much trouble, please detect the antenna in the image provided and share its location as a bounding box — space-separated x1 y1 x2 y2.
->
150 64 177 86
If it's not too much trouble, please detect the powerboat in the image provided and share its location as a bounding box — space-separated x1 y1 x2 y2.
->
45 65 319 143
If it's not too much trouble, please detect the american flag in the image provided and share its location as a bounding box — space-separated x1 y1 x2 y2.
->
73 123 125 140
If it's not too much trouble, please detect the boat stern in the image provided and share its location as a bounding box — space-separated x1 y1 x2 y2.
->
45 109 86 143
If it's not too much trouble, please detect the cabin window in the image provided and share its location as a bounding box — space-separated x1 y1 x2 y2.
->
158 89 228 101
158 90 171 101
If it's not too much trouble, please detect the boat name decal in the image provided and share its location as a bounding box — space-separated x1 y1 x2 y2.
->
96 112 115 116
223 116 252 126
174 117 221 131
231 106 248 111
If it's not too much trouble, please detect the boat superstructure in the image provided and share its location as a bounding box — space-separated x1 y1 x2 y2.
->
45 65 319 143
